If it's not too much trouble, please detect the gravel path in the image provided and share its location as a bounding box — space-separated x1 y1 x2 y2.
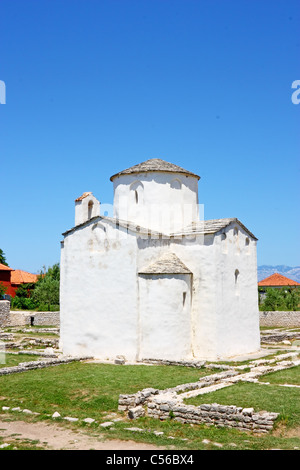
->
0 416 165 450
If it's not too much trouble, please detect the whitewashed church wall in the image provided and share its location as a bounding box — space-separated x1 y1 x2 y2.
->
169 236 219 360
213 223 260 359
112 172 199 233
138 274 192 361
60 220 139 361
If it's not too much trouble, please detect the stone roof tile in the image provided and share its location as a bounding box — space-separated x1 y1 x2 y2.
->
171 218 258 240
139 252 192 274
110 158 200 181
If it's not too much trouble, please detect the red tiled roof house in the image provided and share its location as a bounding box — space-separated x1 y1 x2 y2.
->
0 264 39 298
258 273 300 289
0 263 15 297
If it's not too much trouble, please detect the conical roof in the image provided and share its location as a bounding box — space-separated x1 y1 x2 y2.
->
110 158 200 181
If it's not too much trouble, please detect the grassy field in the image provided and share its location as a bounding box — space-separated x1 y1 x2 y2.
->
0 359 300 450
0 354 42 368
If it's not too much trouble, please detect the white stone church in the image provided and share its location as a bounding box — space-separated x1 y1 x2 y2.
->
60 158 260 362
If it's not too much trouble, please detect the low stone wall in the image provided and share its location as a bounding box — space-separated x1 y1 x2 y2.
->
5 311 29 327
147 396 278 433
0 356 92 376
30 311 60 326
0 301 10 327
2 311 60 327
118 389 278 434
118 359 300 434
260 311 300 327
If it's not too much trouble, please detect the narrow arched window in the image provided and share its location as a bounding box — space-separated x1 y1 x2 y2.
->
88 200 94 219
130 181 144 205
235 269 240 296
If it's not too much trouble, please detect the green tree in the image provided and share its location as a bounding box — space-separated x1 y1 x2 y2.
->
284 288 300 311
260 287 300 311
33 263 60 311
0 282 8 297
10 283 38 310
260 288 286 311
0 249 8 266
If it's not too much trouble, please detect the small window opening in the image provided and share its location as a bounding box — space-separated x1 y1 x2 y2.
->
234 227 238 236
135 190 138 204
182 292 187 306
221 233 226 240
245 237 250 246
235 269 239 283
88 200 94 219
30 316 35 326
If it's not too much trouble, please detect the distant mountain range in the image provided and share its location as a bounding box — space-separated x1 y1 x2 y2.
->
258 265 300 283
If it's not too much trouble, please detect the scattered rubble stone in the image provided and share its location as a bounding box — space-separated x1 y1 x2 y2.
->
128 406 145 419
63 416 78 422
83 418 95 424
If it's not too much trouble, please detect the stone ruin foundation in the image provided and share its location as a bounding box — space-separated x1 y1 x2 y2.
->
118 354 300 434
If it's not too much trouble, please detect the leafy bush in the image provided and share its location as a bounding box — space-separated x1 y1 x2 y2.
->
32 263 60 311
259 287 300 311
0 282 8 298
11 296 37 310
10 264 60 311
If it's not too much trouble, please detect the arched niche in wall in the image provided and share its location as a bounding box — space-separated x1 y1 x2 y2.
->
245 237 250 255
234 269 240 296
170 178 182 190
233 227 240 255
221 231 228 254
88 200 94 219
130 180 144 205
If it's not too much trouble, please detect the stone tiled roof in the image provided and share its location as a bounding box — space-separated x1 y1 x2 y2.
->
171 218 258 240
139 252 192 274
62 216 257 241
110 158 200 181
258 273 300 287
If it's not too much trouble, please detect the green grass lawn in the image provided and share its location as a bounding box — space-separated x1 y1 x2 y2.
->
0 361 299 450
0 353 42 369
0 362 207 417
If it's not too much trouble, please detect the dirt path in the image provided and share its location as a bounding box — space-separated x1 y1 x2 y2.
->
0 417 165 450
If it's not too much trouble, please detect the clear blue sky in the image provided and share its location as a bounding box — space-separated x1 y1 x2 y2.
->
0 0 299 273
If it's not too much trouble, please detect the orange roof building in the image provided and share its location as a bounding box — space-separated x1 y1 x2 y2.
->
0 263 15 297
0 264 39 298
10 270 39 285
258 273 300 288
0 263 13 271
